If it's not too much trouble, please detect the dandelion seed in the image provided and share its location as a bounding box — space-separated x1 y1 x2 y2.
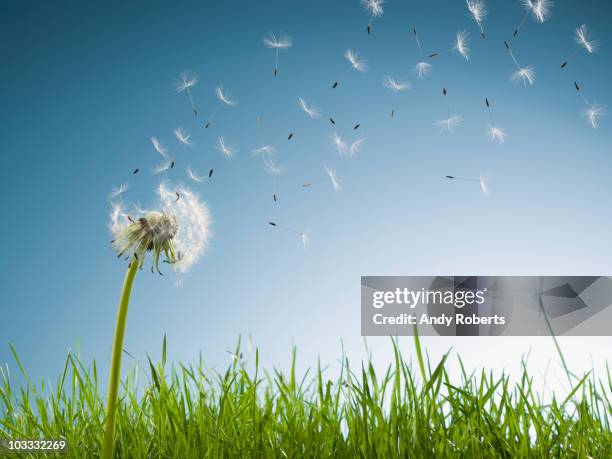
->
109 183 129 199
132 168 139 175
584 104 606 129
353 124 360 130
186 166 204 183
511 66 535 85
324 166 341 191
361 0 384 34
331 132 348 156
445 174 489 195
288 133 294 140
215 86 238 107
151 137 169 158
561 24 598 68
301 232 310 249
262 157 284 175
174 71 199 117
434 116 463 133
383 76 411 92
349 138 365 157
268 221 308 250
414 62 432 79
467 0 487 38
298 97 321 118
345 49 368 73
488 126 507 143
480 176 489 195
330 117 336 125
216 136 238 158
514 0 552 37
454 30 471 60
209 169 214 178
263 33 292 77
153 159 174 175
173 127 193 147
252 145 276 157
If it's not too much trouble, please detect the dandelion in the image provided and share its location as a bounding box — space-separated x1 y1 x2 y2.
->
505 41 535 86
575 81 606 129
216 136 238 158
268 221 308 250
324 166 341 191
454 30 471 60
173 127 193 147
485 97 507 143
151 136 169 158
251 145 276 157
109 183 129 199
445 174 489 195
186 165 204 183
263 33 292 77
205 86 238 129
331 132 348 156
333 49 367 88
513 0 552 37
361 0 384 34
103 183 211 458
561 24 598 68
414 62 432 79
174 71 199 117
298 97 321 118
466 0 487 39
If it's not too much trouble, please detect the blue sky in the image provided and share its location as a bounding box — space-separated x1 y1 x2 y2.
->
1 0 612 388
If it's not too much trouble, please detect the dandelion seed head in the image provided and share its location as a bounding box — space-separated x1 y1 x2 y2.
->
383 76 411 92
454 30 471 60
584 104 606 129
523 0 552 23
263 33 293 49
173 127 192 146
215 86 238 107
414 62 432 79
361 0 384 17
174 71 198 92
298 97 321 118
324 166 341 191
345 49 368 73
216 136 238 158
488 126 507 143
575 24 597 54
510 66 535 85
467 0 487 24
434 116 463 133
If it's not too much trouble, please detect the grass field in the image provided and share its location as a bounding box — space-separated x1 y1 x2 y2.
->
1 335 611 458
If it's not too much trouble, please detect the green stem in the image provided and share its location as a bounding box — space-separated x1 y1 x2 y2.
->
102 259 139 459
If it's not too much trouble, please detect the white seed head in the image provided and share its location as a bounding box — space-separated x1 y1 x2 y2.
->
361 0 384 17
215 86 238 107
488 126 507 143
173 127 193 146
414 62 432 79
383 76 411 92
523 0 552 23
331 132 348 156
174 71 198 92
467 0 487 25
584 104 606 129
510 66 535 85
263 33 293 49
454 30 471 60
345 49 368 73
434 116 463 133
575 24 597 54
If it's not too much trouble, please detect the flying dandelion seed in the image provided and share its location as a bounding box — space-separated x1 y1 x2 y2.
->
173 127 193 147
330 117 336 125
383 76 411 92
298 97 321 118
485 97 507 143
151 136 169 158
109 183 129 199
454 30 471 60
561 24 598 68
480 175 489 195
414 62 432 79
584 104 606 129
263 33 292 77
505 41 535 85
204 86 238 129
104 182 211 456
513 0 552 37
333 49 367 88
324 166 341 191
216 136 238 158
174 71 199 117
152 159 174 175
349 137 365 157
467 0 487 39
435 115 464 133
262 156 284 175
331 132 348 156
361 0 384 34
132 168 139 175
252 145 276 157
288 133 294 140
268 221 308 250
186 166 204 183
445 175 489 195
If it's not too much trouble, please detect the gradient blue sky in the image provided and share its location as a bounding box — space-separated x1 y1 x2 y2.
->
1 0 612 389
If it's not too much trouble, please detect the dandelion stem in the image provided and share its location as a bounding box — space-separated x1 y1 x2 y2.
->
102 258 139 459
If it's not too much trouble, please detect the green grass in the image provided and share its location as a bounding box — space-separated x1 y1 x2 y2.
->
1 335 612 458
